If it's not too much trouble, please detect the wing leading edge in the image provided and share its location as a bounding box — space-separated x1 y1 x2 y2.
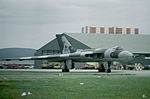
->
0 51 104 62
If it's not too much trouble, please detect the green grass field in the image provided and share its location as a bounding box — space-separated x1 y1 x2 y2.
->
0 71 150 99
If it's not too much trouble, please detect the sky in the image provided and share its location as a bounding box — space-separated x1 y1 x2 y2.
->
0 0 150 49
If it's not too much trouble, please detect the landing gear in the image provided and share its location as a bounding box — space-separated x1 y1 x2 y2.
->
106 68 111 73
71 62 75 69
62 68 69 72
62 60 73 72
98 61 111 73
62 60 69 72
98 64 105 72
107 61 111 73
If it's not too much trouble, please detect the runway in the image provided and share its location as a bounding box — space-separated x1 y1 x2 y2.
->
0 69 150 78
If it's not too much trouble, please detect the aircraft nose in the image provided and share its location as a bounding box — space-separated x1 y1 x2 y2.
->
118 50 134 59
127 51 134 58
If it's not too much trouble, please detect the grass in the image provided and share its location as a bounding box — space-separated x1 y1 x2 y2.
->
0 71 150 99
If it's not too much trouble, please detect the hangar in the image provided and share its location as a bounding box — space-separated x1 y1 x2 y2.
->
34 33 150 69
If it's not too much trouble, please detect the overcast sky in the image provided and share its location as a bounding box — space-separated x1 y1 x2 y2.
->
0 0 150 49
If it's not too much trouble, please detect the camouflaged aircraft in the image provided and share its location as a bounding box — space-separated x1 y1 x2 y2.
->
1 35 134 73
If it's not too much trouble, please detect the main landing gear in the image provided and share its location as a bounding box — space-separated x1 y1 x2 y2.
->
62 60 70 72
62 67 69 72
62 60 74 72
98 61 111 73
106 61 111 73
98 64 106 72
61 60 112 73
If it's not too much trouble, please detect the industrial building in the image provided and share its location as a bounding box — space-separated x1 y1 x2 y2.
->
34 32 150 69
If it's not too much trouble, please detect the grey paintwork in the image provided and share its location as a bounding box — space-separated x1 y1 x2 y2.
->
0 34 134 69
3 35 133 63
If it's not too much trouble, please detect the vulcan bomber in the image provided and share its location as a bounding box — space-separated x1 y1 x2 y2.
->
1 35 134 73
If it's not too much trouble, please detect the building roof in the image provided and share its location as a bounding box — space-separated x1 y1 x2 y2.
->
41 38 60 50
66 33 150 53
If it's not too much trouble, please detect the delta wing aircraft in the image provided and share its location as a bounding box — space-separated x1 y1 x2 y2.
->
1 35 134 73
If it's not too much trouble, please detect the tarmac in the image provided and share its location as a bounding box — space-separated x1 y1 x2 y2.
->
0 69 150 78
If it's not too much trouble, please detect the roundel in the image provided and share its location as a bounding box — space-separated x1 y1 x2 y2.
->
65 45 68 48
110 52 115 58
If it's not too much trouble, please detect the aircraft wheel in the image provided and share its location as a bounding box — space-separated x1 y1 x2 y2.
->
62 69 69 72
66 69 69 72
98 69 105 72
107 69 111 73
62 69 65 72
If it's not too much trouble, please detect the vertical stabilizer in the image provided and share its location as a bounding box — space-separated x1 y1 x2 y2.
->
56 34 76 54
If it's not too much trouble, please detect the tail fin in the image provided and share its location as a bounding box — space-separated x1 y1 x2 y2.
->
56 34 76 54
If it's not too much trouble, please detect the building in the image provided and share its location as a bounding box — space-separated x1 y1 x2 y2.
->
34 33 150 69
82 26 139 34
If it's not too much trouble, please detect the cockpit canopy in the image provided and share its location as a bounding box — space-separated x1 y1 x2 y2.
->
111 46 123 50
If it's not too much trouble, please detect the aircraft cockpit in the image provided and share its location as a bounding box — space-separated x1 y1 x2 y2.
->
112 46 123 50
